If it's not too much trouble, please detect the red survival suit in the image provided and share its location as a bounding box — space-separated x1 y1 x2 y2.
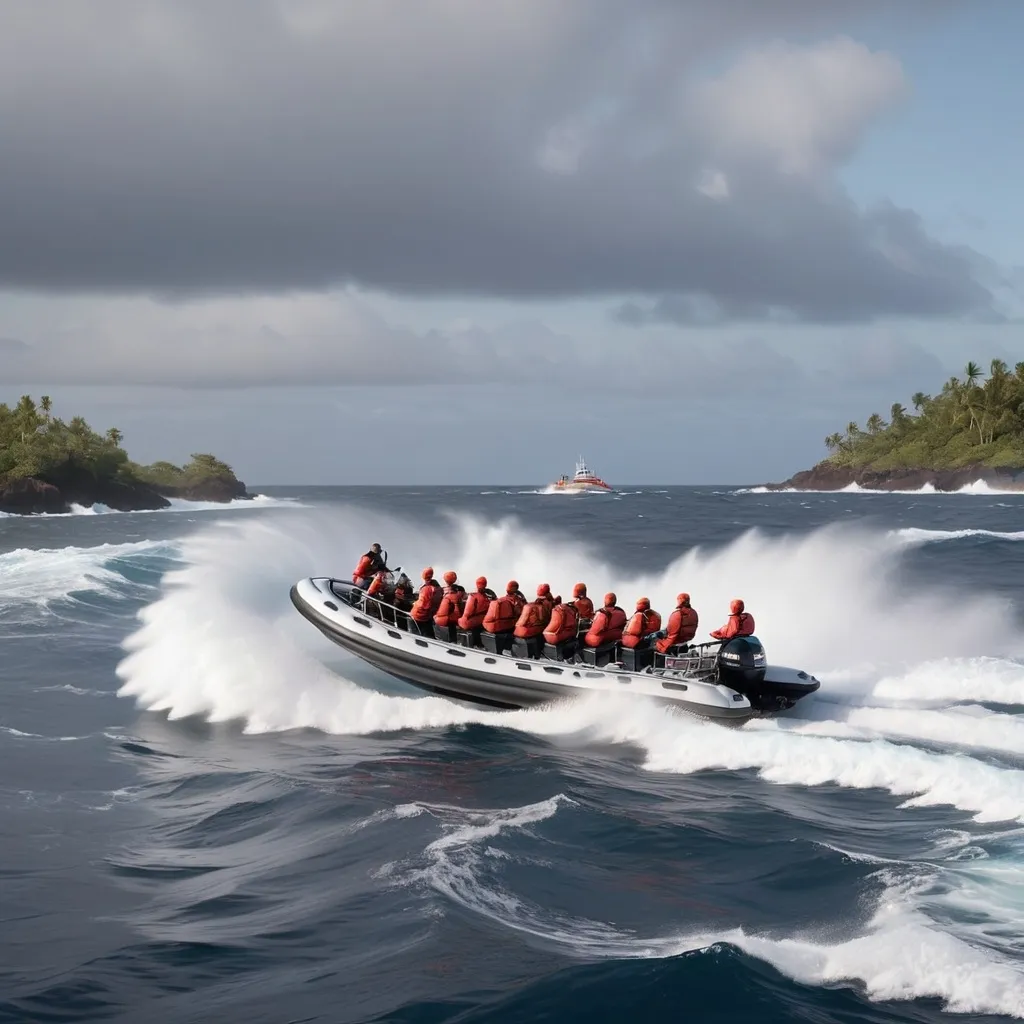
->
571 583 595 625
710 599 755 640
458 577 494 631
409 568 443 626
514 594 552 638
433 571 467 629
543 599 579 645
392 574 414 611
506 581 527 617
621 598 662 649
584 593 628 647
656 593 699 653
482 581 522 635
352 545 386 587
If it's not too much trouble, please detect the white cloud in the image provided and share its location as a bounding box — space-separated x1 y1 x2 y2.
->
693 36 907 177
696 168 730 200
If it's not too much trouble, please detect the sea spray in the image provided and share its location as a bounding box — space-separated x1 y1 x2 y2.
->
111 503 1024 1017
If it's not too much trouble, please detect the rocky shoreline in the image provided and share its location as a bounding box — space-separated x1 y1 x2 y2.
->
766 463 1024 493
0 469 250 515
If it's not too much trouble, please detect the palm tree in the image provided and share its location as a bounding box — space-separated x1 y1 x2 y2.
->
865 413 886 435
824 432 843 452
106 427 123 448
890 403 907 431
40 395 52 422
942 377 964 425
961 361 986 442
911 391 930 412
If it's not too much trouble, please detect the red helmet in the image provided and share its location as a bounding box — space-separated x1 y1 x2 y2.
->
443 571 457 585
421 567 434 580
573 582 587 597
506 580 519 593
537 583 550 597
731 598 745 614
476 576 488 588
636 597 650 610
677 592 690 605
604 592 616 607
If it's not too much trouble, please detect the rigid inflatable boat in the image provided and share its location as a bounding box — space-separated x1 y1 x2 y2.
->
290 578 820 725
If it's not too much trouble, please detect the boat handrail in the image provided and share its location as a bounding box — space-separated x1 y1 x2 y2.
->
323 578 432 631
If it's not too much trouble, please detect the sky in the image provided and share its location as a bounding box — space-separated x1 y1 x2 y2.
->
0 0 1021 486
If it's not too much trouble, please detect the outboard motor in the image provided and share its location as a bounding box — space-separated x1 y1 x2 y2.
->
716 635 767 688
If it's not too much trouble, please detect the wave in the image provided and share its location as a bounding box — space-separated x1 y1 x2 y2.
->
385 795 1024 1018
737 480 1024 496
114 507 1024 1015
892 526 1024 546
0 539 180 612
0 493 302 519
749 702 1024 759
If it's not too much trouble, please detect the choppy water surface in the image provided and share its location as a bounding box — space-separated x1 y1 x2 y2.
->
2 485 1023 1023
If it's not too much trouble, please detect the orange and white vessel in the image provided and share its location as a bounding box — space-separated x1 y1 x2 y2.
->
551 456 612 492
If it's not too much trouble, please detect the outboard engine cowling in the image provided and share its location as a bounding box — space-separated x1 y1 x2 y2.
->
716 635 767 687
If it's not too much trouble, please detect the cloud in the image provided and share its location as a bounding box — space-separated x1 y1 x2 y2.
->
691 36 906 176
0 288 821 403
0 292 585 388
0 0 995 322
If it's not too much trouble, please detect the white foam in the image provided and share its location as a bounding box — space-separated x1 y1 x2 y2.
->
748 703 1024 760
868 658 1024 708
0 494 301 519
738 480 1024 496
893 527 1024 546
391 795 1024 1017
0 539 175 610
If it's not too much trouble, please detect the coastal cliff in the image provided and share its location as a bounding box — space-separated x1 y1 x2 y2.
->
0 395 249 514
768 359 1024 492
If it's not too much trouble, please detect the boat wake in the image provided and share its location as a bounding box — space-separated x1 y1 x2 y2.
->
110 507 1024 1016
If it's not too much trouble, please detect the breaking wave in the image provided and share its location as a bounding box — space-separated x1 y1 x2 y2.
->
112 505 1024 1016
893 527 1024 546
737 481 1024 496
0 539 180 615
381 795 1024 1018
0 493 301 519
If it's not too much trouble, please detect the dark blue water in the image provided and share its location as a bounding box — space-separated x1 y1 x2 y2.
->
2 485 1023 1023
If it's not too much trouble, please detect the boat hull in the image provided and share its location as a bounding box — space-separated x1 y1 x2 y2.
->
290 578 755 722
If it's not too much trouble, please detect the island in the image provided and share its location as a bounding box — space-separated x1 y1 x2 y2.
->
769 359 1024 492
0 394 249 514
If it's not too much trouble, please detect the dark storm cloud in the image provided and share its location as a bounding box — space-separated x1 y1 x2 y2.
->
0 0 991 322
613 202 994 325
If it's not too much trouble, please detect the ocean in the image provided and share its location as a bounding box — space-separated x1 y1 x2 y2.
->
2 484 1023 1023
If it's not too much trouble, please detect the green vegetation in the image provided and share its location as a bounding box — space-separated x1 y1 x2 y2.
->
821 360 1024 472
0 394 240 490
130 453 240 491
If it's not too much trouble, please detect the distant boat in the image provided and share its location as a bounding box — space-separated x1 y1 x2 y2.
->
551 456 612 492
